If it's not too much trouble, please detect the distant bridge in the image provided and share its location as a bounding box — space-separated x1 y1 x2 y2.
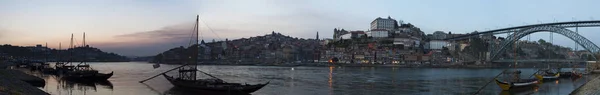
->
444 20 600 41
443 20 600 62
492 59 587 63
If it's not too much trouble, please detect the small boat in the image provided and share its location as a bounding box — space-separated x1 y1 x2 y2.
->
163 73 269 94
534 73 559 81
41 65 57 75
495 78 539 91
559 71 582 78
534 69 560 81
153 63 160 69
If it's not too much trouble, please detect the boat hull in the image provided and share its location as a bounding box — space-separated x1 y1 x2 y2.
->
162 74 268 94
559 72 582 78
534 73 560 82
62 71 113 81
495 79 539 91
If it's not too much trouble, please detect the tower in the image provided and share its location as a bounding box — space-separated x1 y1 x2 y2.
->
316 31 319 40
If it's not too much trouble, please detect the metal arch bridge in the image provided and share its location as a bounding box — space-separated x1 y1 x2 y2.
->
444 20 600 41
443 20 600 61
493 59 587 63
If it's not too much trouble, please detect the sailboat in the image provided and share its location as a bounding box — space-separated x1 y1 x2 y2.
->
558 62 583 78
534 68 560 81
56 34 76 74
62 33 113 81
494 34 540 91
142 15 268 94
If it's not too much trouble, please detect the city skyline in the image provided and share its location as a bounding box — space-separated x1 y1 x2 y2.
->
2 0 600 56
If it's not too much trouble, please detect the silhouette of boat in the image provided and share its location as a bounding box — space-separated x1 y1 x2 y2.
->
142 15 268 94
61 33 114 81
163 73 268 94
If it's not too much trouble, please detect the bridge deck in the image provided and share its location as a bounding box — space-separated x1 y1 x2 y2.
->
492 59 587 63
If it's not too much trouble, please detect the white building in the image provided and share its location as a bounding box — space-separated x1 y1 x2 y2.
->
340 33 353 40
425 40 448 50
393 38 418 49
366 29 388 38
370 16 398 31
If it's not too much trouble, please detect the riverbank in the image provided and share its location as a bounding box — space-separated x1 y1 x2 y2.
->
0 61 49 95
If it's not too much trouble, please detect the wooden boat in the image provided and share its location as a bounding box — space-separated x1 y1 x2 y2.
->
56 35 77 75
163 73 269 94
61 33 113 81
534 73 559 81
493 32 538 91
559 71 582 78
534 69 560 81
142 15 268 94
495 78 539 91
41 63 57 74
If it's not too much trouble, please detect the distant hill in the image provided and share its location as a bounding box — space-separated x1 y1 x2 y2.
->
0 44 129 62
151 31 322 64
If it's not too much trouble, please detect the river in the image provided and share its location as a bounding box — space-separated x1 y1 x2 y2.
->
20 62 595 95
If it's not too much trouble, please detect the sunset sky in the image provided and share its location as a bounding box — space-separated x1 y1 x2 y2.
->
1 0 600 56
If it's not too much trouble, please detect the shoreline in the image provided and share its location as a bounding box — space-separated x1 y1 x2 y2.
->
0 61 49 95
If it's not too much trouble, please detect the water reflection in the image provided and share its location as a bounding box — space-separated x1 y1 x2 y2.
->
328 66 334 95
51 75 114 95
13 66 115 95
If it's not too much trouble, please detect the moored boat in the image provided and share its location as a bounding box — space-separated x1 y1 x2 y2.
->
560 71 582 78
163 73 268 94
140 15 269 94
534 69 560 81
495 78 539 91
61 33 114 81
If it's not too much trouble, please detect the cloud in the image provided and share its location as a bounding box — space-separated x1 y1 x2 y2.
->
94 23 207 56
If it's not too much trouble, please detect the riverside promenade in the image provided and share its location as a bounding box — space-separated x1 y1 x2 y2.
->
570 74 600 95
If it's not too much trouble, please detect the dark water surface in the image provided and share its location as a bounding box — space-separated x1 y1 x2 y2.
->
22 62 595 95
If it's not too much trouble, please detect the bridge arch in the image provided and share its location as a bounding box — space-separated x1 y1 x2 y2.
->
490 26 600 60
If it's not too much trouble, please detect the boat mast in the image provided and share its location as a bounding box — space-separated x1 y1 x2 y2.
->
69 33 73 65
58 42 61 63
82 32 86 65
45 42 48 62
193 15 199 80
178 15 200 81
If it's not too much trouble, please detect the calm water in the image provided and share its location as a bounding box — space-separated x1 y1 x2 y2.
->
20 62 595 95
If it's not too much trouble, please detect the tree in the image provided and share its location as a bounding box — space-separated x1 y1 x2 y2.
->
538 39 547 44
